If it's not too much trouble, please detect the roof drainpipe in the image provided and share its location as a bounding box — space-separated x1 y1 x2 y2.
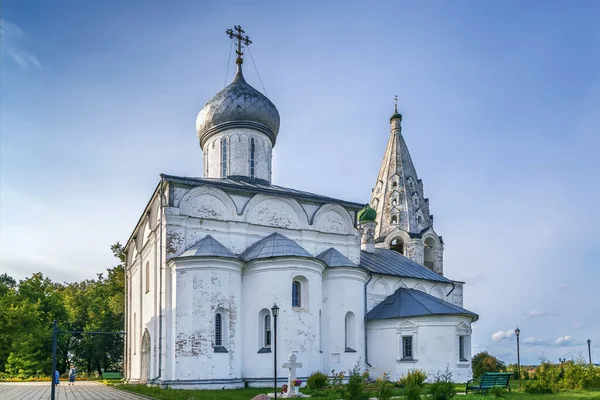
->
446 282 456 298
364 272 373 368
151 175 165 385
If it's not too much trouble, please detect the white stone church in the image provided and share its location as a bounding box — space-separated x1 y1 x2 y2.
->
124 27 478 389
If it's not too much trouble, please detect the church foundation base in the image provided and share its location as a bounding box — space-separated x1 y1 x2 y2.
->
159 378 245 389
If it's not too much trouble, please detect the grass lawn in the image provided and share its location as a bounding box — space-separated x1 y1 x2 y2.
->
116 384 600 400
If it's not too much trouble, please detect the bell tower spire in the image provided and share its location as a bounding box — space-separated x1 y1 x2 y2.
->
368 98 444 274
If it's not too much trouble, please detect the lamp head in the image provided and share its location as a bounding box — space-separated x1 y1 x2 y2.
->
588 339 592 346
515 327 520 337
271 303 279 317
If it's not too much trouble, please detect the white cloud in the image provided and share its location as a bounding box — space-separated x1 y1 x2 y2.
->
523 337 546 345
0 19 42 69
524 310 547 320
492 329 515 342
553 336 575 346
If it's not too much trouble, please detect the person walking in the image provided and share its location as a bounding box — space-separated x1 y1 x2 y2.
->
68 364 77 385
54 370 60 386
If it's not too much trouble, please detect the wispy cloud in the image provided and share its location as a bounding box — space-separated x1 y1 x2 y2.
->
0 19 42 68
523 309 556 320
523 337 546 345
492 329 515 342
553 336 577 347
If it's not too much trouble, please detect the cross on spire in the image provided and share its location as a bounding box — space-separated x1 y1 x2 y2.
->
226 25 252 66
394 95 398 113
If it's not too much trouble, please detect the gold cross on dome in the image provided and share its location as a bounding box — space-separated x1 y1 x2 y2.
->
226 25 252 65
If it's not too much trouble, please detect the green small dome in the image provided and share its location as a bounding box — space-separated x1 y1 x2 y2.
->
358 204 377 223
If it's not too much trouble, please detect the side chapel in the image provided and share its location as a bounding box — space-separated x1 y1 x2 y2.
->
124 26 478 389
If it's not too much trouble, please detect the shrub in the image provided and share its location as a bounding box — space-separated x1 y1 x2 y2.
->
489 386 505 398
375 372 394 400
398 368 428 387
307 371 329 390
346 361 368 400
404 377 422 400
428 366 455 400
527 361 560 394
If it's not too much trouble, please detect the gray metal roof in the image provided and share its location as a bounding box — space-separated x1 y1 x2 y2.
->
179 235 238 259
240 232 312 262
162 174 364 210
316 248 356 267
367 288 478 321
359 249 451 283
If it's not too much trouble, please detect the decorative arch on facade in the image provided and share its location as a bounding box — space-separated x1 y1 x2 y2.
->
429 286 444 299
141 328 151 353
312 203 355 234
179 186 237 220
414 284 427 293
383 229 412 249
243 194 308 229
372 277 390 296
393 281 408 291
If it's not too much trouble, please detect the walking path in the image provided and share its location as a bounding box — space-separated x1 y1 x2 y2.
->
0 381 150 400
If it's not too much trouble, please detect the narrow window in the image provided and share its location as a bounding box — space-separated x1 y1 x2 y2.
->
392 181 397 187
215 313 223 346
145 262 150 294
345 312 356 351
417 215 423 224
391 198 397 207
292 281 301 307
413 197 418 206
264 314 271 347
221 138 228 178
402 336 413 360
391 238 404 254
459 336 467 361
250 138 255 179
391 216 397 224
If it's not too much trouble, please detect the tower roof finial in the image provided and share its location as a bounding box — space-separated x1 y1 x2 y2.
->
390 94 402 122
226 25 252 72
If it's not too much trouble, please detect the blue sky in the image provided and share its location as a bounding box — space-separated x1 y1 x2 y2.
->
1 1 599 365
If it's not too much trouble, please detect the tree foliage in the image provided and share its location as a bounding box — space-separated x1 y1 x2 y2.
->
471 351 506 379
0 243 125 376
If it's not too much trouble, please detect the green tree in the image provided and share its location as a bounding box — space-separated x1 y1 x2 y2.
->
472 351 506 379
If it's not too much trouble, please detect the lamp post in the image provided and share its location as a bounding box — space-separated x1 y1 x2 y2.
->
271 303 279 399
515 327 521 389
588 339 592 365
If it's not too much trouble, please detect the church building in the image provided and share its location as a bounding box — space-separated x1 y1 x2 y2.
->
124 26 478 389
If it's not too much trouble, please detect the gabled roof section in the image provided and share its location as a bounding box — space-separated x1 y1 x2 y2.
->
162 174 364 210
179 235 238 259
367 288 478 321
316 248 355 267
360 249 450 283
240 232 312 262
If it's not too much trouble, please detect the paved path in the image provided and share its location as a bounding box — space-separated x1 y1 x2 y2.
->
0 381 150 400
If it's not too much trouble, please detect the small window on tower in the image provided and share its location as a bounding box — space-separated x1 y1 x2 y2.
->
417 216 423 224
392 181 397 187
391 216 397 224
250 138 255 179
221 138 228 178
392 199 397 207
391 238 404 254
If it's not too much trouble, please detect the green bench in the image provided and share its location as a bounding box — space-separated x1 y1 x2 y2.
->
466 372 513 394
101 371 123 380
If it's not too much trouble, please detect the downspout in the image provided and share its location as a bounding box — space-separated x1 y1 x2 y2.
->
152 175 165 383
124 253 129 380
446 282 456 298
364 272 373 368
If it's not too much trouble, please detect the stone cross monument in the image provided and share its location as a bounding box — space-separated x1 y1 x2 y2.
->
282 353 302 397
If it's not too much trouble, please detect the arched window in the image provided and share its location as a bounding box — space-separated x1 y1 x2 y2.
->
391 216 397 224
292 281 301 307
345 312 356 352
424 237 435 269
221 138 228 178
215 313 223 346
264 314 271 347
417 215 423 224
392 181 397 187
145 262 150 294
391 238 404 254
413 197 418 206
391 198 397 207
250 138 255 179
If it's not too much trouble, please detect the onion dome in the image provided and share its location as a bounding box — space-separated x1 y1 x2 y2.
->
390 101 402 122
358 204 377 223
196 69 280 147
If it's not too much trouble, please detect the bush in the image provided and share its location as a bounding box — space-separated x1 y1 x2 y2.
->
489 386 505 398
404 377 422 400
398 368 428 387
527 361 561 394
346 361 368 400
375 372 394 400
307 371 329 390
428 366 455 400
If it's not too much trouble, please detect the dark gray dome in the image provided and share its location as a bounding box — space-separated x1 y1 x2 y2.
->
196 69 280 147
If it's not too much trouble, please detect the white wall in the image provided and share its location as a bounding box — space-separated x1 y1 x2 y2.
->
368 315 473 383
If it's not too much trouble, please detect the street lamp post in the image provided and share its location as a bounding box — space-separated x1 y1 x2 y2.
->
515 327 521 390
588 339 592 365
271 303 279 399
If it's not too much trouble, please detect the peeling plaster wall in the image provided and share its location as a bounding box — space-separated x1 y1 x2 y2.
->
241 258 323 381
368 316 473 383
322 268 368 375
171 259 243 381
